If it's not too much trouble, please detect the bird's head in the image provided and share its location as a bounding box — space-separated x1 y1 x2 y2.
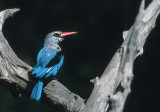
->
44 31 77 45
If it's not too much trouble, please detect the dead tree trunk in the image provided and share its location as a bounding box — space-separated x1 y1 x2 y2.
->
0 0 160 112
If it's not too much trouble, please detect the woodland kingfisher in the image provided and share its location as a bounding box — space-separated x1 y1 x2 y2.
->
30 31 77 101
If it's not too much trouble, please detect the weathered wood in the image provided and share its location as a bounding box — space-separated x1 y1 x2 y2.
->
0 9 85 112
0 0 160 112
80 0 160 112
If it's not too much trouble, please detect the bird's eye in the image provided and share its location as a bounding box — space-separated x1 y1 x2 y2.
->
53 33 60 37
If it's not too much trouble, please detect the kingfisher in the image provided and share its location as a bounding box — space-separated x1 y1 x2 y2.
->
30 31 77 101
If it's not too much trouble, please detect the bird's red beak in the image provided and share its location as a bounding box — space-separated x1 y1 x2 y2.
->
61 32 77 37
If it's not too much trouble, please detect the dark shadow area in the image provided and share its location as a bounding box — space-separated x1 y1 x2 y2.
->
0 0 159 112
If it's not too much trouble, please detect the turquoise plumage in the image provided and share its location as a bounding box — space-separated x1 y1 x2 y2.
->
30 31 76 101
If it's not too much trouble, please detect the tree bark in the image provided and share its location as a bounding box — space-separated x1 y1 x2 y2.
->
0 0 160 112
0 9 85 112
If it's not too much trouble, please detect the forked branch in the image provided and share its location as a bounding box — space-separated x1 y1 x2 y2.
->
0 0 160 112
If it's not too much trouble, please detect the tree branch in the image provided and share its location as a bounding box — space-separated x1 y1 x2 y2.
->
0 0 160 112
80 0 160 112
0 9 85 112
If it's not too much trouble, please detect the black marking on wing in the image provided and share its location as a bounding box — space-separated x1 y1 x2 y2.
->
46 51 63 67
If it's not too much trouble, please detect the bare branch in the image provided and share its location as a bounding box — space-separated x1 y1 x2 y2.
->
0 0 160 111
80 0 160 112
0 8 84 112
0 8 20 31
109 1 145 112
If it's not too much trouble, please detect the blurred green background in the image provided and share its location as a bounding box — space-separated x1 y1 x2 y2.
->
0 0 160 112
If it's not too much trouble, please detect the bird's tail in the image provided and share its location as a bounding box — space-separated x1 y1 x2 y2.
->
30 80 43 101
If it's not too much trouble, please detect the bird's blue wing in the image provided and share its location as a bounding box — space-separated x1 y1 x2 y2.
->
46 51 63 67
32 47 57 78
45 55 64 78
32 47 46 75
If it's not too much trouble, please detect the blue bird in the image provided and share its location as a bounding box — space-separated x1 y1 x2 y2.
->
31 31 77 101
